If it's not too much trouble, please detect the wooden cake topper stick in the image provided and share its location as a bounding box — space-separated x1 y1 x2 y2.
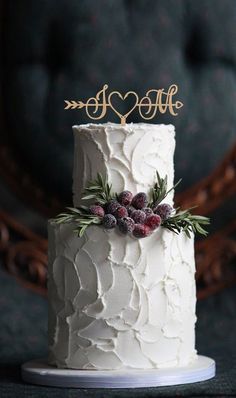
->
64 84 183 124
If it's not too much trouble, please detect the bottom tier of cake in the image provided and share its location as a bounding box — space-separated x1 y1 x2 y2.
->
48 221 197 370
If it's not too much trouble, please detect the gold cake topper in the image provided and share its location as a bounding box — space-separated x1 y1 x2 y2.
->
64 84 183 125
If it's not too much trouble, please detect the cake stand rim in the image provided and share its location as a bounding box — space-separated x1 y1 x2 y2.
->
21 355 216 389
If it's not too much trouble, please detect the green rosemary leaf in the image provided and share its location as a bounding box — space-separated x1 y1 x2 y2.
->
85 186 102 191
195 223 208 236
65 207 82 214
174 178 182 189
162 208 210 238
97 173 103 187
189 215 210 224
52 202 103 238
82 194 97 200
56 213 72 218
81 172 115 204
79 225 87 237
165 178 182 196
156 170 162 187
150 172 181 207
185 229 191 238
164 224 179 234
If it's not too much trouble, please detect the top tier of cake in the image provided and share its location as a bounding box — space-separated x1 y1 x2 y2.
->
73 123 175 207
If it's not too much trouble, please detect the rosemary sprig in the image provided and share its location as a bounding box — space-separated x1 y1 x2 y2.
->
162 209 210 238
149 171 181 208
53 173 115 237
54 206 102 237
82 173 115 205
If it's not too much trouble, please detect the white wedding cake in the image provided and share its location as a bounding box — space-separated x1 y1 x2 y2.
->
48 123 197 370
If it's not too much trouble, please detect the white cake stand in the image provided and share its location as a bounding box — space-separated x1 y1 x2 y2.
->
21 355 215 389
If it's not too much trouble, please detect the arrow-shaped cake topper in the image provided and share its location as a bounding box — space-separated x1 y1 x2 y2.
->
64 84 183 125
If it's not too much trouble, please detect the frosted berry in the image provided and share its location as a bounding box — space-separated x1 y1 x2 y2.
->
118 217 135 234
89 205 105 218
105 199 120 215
103 214 117 229
114 206 128 219
143 207 153 217
131 209 146 224
132 192 148 209
145 214 161 230
118 190 133 206
154 203 173 220
133 224 151 238
127 205 136 217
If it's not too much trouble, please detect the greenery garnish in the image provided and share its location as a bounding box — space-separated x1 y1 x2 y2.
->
54 173 115 236
162 209 210 238
54 206 102 237
53 172 210 238
149 171 181 208
82 173 115 205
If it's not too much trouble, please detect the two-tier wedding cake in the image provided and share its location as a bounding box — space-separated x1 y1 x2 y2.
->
47 123 197 370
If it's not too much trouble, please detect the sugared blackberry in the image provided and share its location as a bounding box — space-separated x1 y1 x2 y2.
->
132 192 148 209
105 199 120 215
103 214 117 229
133 224 151 238
118 190 133 206
118 217 135 234
154 203 173 220
114 206 128 219
145 214 161 230
131 209 146 224
143 207 153 217
89 205 105 218
127 205 136 217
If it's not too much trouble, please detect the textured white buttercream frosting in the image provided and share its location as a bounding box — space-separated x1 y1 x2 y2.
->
48 122 197 370
48 222 197 369
73 123 175 207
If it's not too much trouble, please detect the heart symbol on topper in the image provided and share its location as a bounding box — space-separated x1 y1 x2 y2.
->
108 91 139 125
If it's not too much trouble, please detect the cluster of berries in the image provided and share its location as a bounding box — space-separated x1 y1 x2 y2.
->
89 191 173 239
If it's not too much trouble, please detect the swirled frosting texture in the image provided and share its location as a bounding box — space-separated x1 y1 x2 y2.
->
72 123 175 207
48 222 197 369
